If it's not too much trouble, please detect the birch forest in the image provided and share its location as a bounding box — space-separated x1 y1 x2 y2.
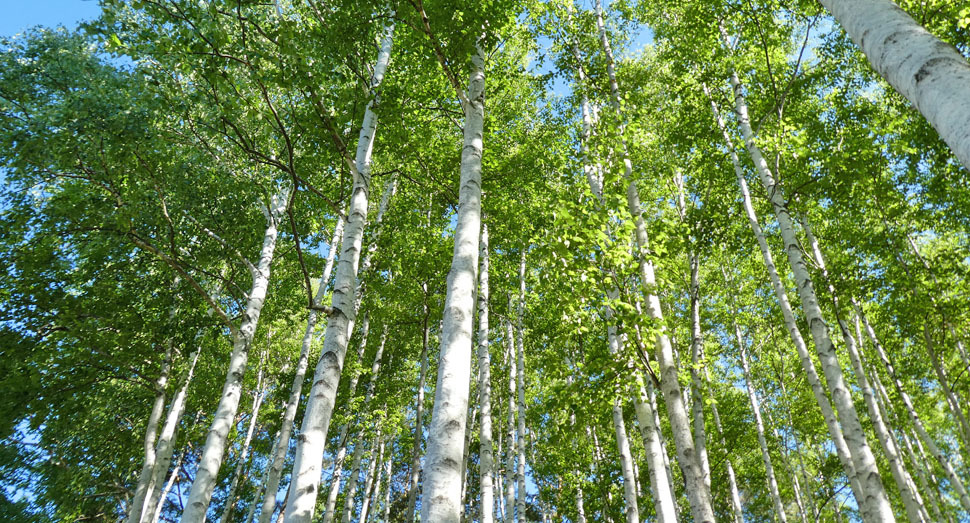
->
3 0 970 521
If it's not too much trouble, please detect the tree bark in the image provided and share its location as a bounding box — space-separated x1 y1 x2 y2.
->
259 216 343 523
419 42 485 523
817 0 970 170
515 252 527 523
183 186 288 523
477 224 495 523
221 361 267 523
284 20 394 522
127 342 173 523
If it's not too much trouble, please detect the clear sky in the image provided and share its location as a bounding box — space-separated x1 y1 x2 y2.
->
0 0 102 37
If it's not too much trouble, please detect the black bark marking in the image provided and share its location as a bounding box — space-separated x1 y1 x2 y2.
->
915 57 948 84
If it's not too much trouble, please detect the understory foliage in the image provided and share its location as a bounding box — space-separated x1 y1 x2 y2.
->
1 0 968 521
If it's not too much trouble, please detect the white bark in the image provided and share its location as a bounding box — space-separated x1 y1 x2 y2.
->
258 216 343 523
419 42 484 523
478 224 495 523
705 84 868 508
406 301 430 522
709 386 745 523
737 327 789 523
357 433 383 523
800 216 927 523
221 363 267 523
127 342 172 523
149 447 184 523
322 314 371 523
183 187 288 523
593 3 713 518
856 306 970 512
687 257 712 492
340 328 387 523
505 318 517 523
149 406 201 523
727 64 894 522
284 21 394 523
817 0 970 170
515 252 527 523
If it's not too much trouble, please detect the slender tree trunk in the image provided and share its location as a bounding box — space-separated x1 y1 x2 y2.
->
800 215 927 523
478 224 495 523
726 62 894 522
357 432 384 523
149 446 184 523
382 443 393 523
284 21 394 522
923 326 970 449
593 3 713 518
183 187 288 522
259 216 343 523
406 298 431 523
737 327 789 523
855 306 970 512
709 386 745 523
687 257 712 492
322 315 372 523
505 318 517 523
222 362 268 523
419 42 485 523
816 0 970 170
515 252 527 523
704 83 868 509
496 429 506 522
127 343 173 523
338 328 388 523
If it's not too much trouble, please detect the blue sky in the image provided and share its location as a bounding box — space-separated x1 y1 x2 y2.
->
0 0 102 37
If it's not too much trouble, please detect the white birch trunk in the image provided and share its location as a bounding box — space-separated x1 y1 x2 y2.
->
593 3 713 518
357 433 383 523
259 216 343 523
737 326 789 523
800 216 927 523
127 342 172 523
419 43 484 523
149 447 184 523
856 307 970 512
382 443 393 523
817 0 970 170
688 257 711 491
705 84 868 508
478 224 495 523
612 401 641 523
284 21 394 523
322 314 371 523
221 362 267 523
182 187 288 522
726 66 894 522
515 252 527 523
406 301 430 522
709 387 745 523
505 318 517 523
338 327 387 523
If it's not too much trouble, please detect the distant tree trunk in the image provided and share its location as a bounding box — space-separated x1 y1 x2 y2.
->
284 20 394 523
323 314 372 523
183 186 289 523
799 214 927 523
704 82 868 509
339 327 388 523
419 42 484 523
726 60 894 521
736 325 789 523
817 0 970 170
686 256 711 492
855 306 970 512
127 342 173 523
406 296 431 522
357 432 384 523
515 251 527 523
593 3 713 518
259 216 343 523
505 317 517 523
222 360 268 523
477 224 495 523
